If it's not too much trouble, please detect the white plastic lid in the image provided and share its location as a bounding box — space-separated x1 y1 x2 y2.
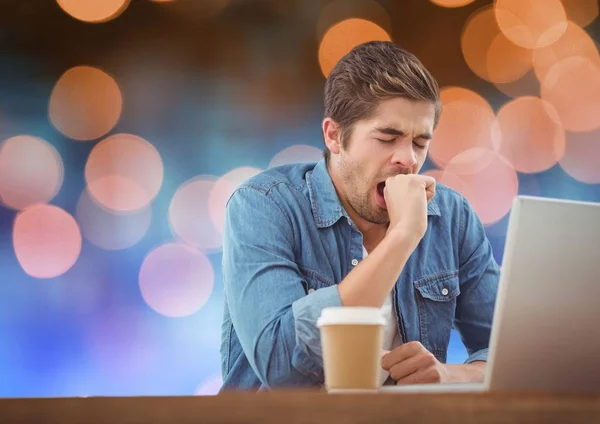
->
316 306 386 327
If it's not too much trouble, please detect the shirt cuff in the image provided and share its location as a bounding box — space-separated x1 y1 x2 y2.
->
465 348 488 364
291 285 342 375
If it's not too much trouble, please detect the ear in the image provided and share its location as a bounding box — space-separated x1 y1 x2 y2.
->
322 117 342 155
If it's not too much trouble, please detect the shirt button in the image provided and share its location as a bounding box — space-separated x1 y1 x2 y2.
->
351 259 359 266
441 288 449 296
308 288 315 294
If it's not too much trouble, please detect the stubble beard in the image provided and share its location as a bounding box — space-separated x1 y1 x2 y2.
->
340 163 389 225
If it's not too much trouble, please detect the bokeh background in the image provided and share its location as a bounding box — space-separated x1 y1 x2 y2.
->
0 0 599 397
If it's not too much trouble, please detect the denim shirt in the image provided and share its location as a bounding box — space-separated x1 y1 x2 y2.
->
220 159 500 390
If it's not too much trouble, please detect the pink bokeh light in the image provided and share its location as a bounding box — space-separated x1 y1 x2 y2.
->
441 149 519 225
195 374 223 396
139 243 215 318
169 176 222 252
85 133 164 212
209 167 262 233
13 204 82 279
0 135 64 210
269 144 323 168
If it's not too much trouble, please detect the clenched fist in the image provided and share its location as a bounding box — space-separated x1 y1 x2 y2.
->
383 174 436 249
381 341 449 385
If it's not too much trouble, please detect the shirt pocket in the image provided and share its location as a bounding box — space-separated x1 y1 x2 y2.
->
413 270 460 362
298 265 334 294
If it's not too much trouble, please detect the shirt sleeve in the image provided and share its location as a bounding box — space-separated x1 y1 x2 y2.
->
222 186 342 388
454 196 501 364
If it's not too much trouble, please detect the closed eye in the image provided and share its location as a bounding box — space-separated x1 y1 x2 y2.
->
413 141 428 150
376 138 396 143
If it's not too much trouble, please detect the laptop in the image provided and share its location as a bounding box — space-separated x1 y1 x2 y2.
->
381 195 600 394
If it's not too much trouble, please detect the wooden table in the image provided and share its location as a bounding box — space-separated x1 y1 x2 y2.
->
1 390 599 423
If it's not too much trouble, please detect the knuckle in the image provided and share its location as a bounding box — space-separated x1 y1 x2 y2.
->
427 368 441 383
406 341 421 353
418 352 436 367
389 366 401 381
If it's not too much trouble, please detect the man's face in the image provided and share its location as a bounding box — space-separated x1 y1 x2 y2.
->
331 97 436 225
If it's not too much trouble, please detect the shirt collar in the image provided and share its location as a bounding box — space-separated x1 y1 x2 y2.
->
307 160 441 229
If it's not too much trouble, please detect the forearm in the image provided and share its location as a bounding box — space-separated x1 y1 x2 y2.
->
237 285 342 387
252 308 324 387
337 229 417 307
444 361 486 383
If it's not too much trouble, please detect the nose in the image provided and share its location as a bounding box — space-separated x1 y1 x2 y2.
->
391 142 418 169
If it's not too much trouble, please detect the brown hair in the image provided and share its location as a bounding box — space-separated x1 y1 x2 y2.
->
323 41 441 163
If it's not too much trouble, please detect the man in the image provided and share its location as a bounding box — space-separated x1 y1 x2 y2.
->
220 41 499 390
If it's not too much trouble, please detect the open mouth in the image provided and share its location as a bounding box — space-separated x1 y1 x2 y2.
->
375 182 387 209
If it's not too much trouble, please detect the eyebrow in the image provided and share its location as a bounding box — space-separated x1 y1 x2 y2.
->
374 126 432 140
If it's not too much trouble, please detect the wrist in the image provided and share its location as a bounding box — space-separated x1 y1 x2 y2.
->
444 362 486 383
385 226 421 252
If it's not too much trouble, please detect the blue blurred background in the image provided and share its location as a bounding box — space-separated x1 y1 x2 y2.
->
0 0 599 397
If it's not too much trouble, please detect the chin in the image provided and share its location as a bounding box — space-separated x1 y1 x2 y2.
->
367 208 389 225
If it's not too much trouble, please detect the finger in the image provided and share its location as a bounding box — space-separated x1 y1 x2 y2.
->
419 175 436 190
388 354 422 382
381 341 425 371
417 176 436 199
410 175 435 201
395 367 440 385
395 369 431 385
425 181 436 203
385 175 400 185
388 349 439 382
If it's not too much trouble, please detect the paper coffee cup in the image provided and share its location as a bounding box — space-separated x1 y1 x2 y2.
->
317 307 386 391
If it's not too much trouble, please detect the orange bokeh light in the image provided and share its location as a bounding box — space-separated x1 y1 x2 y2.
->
316 0 391 41
85 133 164 212
0 135 64 210
559 128 600 184
208 167 262 233
493 96 566 173
169 176 223 252
318 18 391 78
461 6 533 83
422 169 475 201
541 55 600 132
429 87 496 172
494 0 568 49
56 0 130 23
486 32 533 83
442 149 519 225
532 21 599 83
13 204 82 279
560 0 599 27
49 66 122 141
